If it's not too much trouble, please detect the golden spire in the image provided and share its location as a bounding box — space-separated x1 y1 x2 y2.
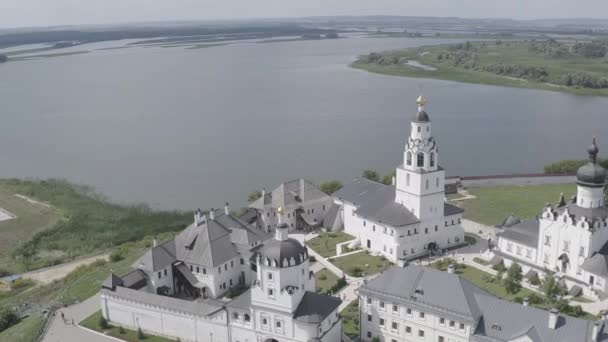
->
416 95 426 106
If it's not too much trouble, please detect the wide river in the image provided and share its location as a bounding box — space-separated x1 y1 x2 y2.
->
0 35 606 210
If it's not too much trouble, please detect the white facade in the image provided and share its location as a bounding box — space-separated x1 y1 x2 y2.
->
338 96 465 263
496 140 608 298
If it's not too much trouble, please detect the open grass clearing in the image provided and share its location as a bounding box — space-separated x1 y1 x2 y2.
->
307 231 355 258
331 251 392 277
0 313 45 342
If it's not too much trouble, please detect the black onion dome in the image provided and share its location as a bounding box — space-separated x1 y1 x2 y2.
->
258 238 308 268
415 110 430 122
577 138 607 188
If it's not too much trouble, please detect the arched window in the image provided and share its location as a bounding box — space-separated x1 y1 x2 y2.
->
406 174 410 186
406 152 412 166
430 152 435 167
417 153 424 167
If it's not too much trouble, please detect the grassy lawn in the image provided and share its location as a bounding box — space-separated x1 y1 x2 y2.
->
307 231 354 258
455 264 539 302
0 184 62 274
331 251 393 277
81 311 176 342
0 314 45 342
315 268 342 294
454 184 576 226
352 40 608 97
341 300 359 339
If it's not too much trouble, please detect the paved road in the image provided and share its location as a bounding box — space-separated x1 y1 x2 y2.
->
42 293 116 342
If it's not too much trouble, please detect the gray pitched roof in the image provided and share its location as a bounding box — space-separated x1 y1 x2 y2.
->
497 219 540 248
120 269 148 289
361 266 606 342
472 292 602 342
102 273 123 290
293 291 341 323
323 203 341 229
360 266 484 322
250 178 329 209
445 202 465 216
211 209 271 246
338 178 420 227
226 289 252 310
175 263 203 288
174 217 238 268
582 241 608 277
136 240 177 272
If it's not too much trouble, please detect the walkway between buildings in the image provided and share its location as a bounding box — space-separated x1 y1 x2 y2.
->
42 293 117 342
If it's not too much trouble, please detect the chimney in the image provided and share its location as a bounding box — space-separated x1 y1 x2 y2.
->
209 208 215 221
153 239 157 247
262 187 266 199
601 310 608 321
224 202 230 216
522 297 529 307
447 264 455 274
548 309 559 329
300 179 305 202
392 176 396 186
592 321 600 342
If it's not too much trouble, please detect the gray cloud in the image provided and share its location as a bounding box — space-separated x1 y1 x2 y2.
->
3 0 608 29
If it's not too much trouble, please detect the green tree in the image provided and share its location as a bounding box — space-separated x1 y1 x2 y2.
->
503 263 523 294
372 337 381 342
137 327 145 340
319 181 343 195
382 171 396 185
248 191 262 202
542 274 564 305
362 169 380 182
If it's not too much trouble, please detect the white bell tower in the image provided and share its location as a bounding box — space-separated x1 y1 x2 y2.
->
395 95 446 220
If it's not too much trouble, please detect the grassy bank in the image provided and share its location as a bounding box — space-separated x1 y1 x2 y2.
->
331 251 393 277
341 300 359 339
0 314 45 342
454 183 576 226
352 40 608 96
0 179 191 272
307 232 354 258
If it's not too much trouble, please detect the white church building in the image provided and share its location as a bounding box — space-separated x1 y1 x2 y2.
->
495 138 608 298
100 208 342 342
333 96 465 263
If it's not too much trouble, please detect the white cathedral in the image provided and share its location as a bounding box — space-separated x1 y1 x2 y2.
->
495 138 608 298
333 96 465 263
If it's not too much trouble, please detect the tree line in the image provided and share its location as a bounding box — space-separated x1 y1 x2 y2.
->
544 158 608 174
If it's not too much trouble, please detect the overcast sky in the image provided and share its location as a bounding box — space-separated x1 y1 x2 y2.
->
3 0 608 29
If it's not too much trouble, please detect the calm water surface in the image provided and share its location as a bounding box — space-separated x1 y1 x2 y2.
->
0 36 606 209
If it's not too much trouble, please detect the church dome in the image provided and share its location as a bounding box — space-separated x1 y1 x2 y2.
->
415 110 430 122
577 138 607 188
258 231 308 268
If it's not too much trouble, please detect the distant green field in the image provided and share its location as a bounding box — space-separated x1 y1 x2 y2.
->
353 40 608 96
456 183 577 226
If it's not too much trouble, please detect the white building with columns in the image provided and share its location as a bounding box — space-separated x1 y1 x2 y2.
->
333 96 465 263
495 138 608 298
100 208 342 342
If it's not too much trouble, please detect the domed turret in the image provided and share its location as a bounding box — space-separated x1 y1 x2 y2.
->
577 137 607 188
257 206 308 268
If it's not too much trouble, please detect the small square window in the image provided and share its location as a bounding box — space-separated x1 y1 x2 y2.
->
406 308 412 315
392 322 398 330
406 326 412 334
419 312 425 319
450 320 455 328
367 314 372 322
392 304 398 312
379 318 385 326
366 297 372 304
439 317 445 325
379 301 385 309
367 332 372 338
460 323 465 331
418 330 425 337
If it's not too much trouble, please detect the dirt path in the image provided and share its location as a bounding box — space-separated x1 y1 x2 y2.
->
24 254 109 285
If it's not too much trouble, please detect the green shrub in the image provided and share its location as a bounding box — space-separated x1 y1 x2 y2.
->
318 273 327 281
109 249 125 262
119 326 126 334
528 272 541 286
473 257 489 266
137 327 145 339
319 181 343 195
10 278 34 290
492 261 507 273
0 306 18 332
99 316 109 330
